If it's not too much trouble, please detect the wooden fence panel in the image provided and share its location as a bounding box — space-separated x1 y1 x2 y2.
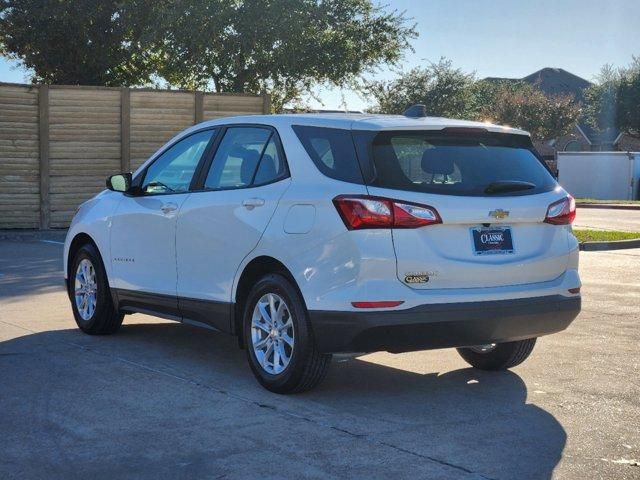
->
0 83 268 229
130 91 195 170
0 84 40 229
48 87 121 227
203 94 265 120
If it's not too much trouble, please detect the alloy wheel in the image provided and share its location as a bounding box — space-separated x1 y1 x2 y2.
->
251 293 294 374
74 258 97 321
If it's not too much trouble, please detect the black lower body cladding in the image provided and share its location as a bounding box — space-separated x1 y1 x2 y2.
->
309 295 581 354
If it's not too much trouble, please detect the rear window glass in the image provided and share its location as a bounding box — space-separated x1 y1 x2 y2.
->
366 131 556 196
292 125 363 183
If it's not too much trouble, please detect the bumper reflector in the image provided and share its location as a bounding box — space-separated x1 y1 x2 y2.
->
352 301 404 309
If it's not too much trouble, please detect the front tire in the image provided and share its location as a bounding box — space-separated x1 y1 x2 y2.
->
243 273 331 394
456 338 537 370
70 243 123 335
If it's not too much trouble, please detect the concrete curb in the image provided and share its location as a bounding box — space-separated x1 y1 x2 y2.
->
580 238 640 251
577 203 640 210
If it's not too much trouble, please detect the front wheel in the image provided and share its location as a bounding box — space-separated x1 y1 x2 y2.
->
243 273 331 394
70 243 123 335
456 338 537 370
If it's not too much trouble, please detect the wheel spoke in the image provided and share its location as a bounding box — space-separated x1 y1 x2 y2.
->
82 262 89 282
254 336 270 350
268 294 277 323
273 341 281 368
279 318 292 333
274 301 286 327
277 342 288 365
280 332 294 348
258 302 271 323
262 342 274 369
87 297 94 317
253 319 270 333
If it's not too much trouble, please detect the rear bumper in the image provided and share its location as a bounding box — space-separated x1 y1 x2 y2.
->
309 295 581 354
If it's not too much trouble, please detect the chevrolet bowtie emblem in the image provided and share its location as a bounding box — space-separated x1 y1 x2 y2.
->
489 209 509 219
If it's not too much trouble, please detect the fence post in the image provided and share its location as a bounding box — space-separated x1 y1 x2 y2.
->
194 91 204 124
38 85 50 230
262 94 271 114
120 87 130 172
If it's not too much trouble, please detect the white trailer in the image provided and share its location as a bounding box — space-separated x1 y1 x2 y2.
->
557 152 640 200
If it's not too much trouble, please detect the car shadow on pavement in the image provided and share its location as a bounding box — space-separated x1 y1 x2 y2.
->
1 320 566 480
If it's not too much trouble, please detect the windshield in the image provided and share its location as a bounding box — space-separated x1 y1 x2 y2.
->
361 131 557 196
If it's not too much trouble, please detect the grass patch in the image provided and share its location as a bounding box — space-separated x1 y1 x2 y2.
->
573 229 640 243
575 198 640 205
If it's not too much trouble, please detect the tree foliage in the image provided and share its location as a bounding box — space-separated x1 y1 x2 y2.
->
0 0 416 110
155 0 416 111
368 60 581 140
476 81 581 139
583 57 640 136
367 59 476 118
0 0 158 86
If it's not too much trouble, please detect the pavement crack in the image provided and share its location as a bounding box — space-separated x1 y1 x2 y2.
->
330 426 366 438
379 441 497 479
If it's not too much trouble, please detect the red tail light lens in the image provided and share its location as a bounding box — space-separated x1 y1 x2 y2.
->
544 195 576 225
333 195 441 230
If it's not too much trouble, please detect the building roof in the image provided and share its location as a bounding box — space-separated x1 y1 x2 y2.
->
485 67 592 102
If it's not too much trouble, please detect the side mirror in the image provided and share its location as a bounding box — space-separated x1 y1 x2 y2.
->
106 173 132 193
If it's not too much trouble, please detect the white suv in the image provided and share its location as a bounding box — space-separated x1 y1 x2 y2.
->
64 110 581 393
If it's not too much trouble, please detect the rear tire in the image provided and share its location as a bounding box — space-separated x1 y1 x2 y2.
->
243 273 331 394
456 338 537 370
70 243 123 335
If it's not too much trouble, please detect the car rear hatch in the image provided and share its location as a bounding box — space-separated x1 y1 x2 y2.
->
352 128 573 290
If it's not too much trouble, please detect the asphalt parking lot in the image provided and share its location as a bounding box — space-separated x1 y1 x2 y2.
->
0 238 638 480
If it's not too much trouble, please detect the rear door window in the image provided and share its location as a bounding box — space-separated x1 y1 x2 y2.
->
364 131 556 196
293 125 364 184
204 127 287 189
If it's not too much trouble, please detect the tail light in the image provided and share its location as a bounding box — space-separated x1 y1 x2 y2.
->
333 195 441 230
544 195 576 225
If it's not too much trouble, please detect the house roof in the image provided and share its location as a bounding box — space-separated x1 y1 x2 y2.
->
484 67 592 102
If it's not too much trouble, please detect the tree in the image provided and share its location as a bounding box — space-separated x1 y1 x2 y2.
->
366 60 581 140
367 58 477 118
477 81 581 140
584 57 640 136
155 0 417 111
0 0 159 86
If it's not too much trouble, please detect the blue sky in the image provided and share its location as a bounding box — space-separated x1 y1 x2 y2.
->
1 0 639 110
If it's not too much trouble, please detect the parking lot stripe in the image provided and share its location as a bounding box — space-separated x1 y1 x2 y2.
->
39 240 64 245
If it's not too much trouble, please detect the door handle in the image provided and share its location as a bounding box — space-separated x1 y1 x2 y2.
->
160 202 178 214
242 198 265 209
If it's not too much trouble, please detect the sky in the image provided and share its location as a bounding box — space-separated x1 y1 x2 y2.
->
1 0 639 111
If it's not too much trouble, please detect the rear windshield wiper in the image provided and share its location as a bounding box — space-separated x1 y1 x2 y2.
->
484 181 536 194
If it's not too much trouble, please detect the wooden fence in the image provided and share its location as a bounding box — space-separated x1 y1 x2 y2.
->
0 82 270 229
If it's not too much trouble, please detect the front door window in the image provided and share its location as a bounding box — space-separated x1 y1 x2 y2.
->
142 130 215 194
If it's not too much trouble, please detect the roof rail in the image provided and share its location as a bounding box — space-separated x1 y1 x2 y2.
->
403 104 427 118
